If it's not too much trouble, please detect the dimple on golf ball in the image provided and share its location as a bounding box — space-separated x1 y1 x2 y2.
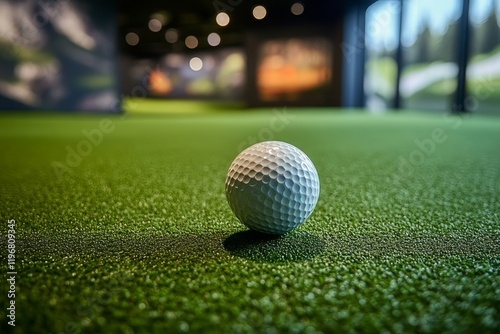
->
225 141 320 235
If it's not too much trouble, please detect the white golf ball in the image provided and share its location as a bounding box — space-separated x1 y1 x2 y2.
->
225 141 320 235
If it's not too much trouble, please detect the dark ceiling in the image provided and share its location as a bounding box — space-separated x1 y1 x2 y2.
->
118 0 371 57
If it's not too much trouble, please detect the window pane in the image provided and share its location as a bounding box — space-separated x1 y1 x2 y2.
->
365 0 401 111
467 0 500 113
400 0 463 110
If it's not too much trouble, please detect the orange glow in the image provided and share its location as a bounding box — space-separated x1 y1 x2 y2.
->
258 66 330 100
149 69 172 95
257 39 331 101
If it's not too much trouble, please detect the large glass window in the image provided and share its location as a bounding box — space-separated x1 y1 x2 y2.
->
365 0 401 111
467 0 500 113
400 0 463 110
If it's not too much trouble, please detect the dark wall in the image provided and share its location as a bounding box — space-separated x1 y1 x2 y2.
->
244 1 374 107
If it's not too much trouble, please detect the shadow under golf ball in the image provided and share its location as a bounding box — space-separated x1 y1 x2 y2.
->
223 230 325 262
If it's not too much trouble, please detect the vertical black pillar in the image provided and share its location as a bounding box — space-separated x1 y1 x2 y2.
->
341 5 366 108
454 0 471 113
394 0 404 109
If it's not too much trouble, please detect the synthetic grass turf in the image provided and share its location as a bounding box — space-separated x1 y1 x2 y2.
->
0 105 499 333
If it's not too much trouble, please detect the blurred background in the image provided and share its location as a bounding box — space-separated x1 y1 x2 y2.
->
0 0 118 111
0 0 499 113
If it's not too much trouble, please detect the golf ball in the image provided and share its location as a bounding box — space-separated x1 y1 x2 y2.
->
225 141 320 235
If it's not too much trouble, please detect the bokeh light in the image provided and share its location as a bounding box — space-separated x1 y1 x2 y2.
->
148 18 162 32
291 3 305 15
189 57 203 71
207 32 221 47
125 32 139 46
216 12 230 26
149 69 172 95
253 6 267 20
185 35 198 49
151 11 170 25
165 28 178 43
165 54 184 68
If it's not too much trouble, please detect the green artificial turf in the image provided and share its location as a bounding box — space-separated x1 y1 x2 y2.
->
0 103 499 333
